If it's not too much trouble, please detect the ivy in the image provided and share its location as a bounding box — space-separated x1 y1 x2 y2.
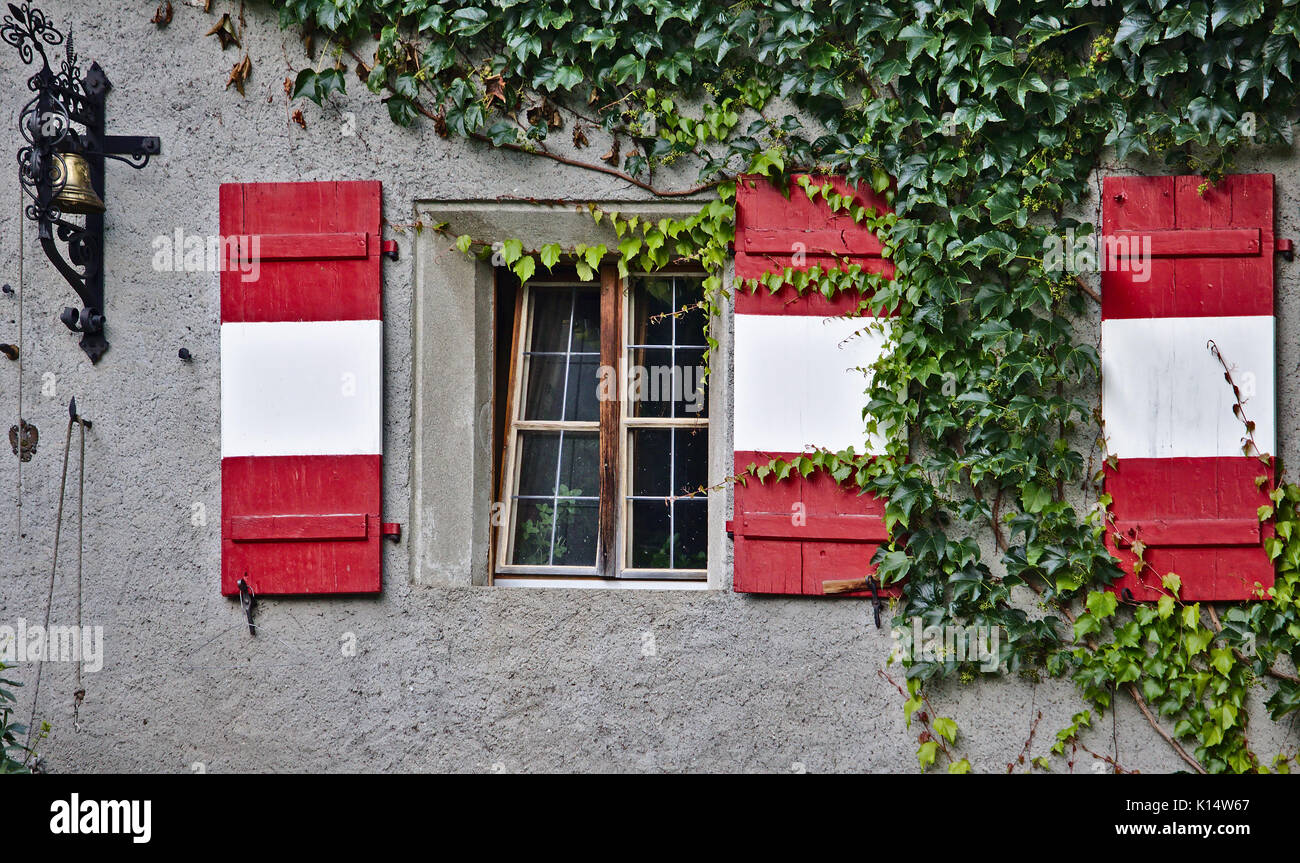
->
265 0 1300 772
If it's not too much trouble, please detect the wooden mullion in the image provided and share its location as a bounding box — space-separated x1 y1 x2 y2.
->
597 265 622 577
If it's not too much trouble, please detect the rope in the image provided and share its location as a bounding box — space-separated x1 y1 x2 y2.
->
15 176 23 538
24 409 73 756
72 419 84 729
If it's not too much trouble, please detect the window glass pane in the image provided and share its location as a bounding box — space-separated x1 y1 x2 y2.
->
627 347 674 418
528 288 573 353
510 431 598 567
628 276 708 419
673 499 708 569
556 432 599 498
629 429 671 497
672 348 708 419
566 354 601 422
553 500 598 566
676 286 708 348
511 500 557 566
628 499 673 568
674 427 708 495
571 287 601 353
631 278 674 346
521 355 567 420
516 432 560 497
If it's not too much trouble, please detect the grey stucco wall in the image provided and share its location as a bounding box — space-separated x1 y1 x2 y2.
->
0 2 1297 773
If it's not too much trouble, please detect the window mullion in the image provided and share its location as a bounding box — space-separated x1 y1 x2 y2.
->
597 265 621 578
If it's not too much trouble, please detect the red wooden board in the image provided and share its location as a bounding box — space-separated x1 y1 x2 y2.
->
734 174 895 283
1104 458 1273 601
1102 174 1275 601
730 450 895 597
219 181 382 323
222 456 382 595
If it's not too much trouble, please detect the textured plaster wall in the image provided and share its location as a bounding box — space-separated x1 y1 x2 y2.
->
0 2 1296 773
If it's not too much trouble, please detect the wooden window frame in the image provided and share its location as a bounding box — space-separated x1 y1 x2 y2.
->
494 264 709 583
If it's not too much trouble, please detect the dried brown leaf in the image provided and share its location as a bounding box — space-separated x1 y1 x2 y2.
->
600 136 619 165
151 1 173 26
226 54 251 96
291 108 306 129
205 13 240 50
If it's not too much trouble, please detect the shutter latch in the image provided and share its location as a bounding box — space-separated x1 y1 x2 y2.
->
381 522 402 542
237 577 257 636
381 239 399 261
867 576 883 629
1277 238 1294 262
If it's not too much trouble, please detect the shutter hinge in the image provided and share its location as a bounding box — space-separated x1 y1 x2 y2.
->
1277 238 1294 262
381 522 402 542
381 239 399 261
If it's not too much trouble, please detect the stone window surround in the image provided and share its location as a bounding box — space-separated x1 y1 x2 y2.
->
410 199 731 589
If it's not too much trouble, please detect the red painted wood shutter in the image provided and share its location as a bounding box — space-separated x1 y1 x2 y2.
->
220 181 387 595
1101 173 1276 601
729 174 895 595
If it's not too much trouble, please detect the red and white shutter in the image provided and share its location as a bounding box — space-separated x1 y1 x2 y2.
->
220 180 394 596
1102 173 1276 601
729 174 895 595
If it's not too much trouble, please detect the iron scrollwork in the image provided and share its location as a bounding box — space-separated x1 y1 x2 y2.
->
4 2 161 363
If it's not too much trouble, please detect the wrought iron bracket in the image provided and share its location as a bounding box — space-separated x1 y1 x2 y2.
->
5 3 162 363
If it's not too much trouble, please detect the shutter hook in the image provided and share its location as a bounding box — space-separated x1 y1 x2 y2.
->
237 576 256 636
69 397 91 429
867 575 883 629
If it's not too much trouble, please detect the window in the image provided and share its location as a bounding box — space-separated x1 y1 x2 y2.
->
494 267 709 582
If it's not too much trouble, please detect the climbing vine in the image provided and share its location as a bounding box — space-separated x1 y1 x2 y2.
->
258 0 1300 772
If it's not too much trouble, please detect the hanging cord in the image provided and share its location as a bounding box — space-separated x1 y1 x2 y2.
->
24 405 73 757
72 417 85 729
15 176 24 539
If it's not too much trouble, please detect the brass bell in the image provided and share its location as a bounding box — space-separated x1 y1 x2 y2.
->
49 153 106 215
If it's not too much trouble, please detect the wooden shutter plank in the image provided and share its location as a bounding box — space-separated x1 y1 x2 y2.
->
231 513 370 542
242 232 369 261
1106 228 1260 257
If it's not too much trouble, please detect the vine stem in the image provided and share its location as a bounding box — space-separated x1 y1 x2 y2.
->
1126 683 1207 774
346 48 722 199
1022 577 1208 773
